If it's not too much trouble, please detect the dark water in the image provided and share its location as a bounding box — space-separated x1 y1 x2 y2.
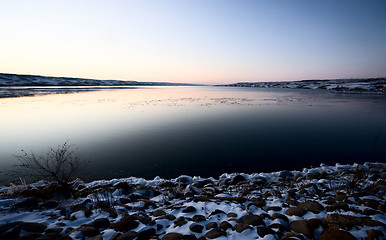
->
0 86 385 182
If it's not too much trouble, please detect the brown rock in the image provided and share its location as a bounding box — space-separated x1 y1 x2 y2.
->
205 229 226 239
240 214 264 226
192 215 206 222
189 224 203 233
307 218 322 230
285 207 307 217
234 223 250 233
110 219 139 232
318 229 356 240
366 229 384 240
298 201 324 213
152 209 166 217
182 206 196 213
162 232 183 240
116 231 139 240
290 220 313 238
219 221 233 230
325 213 385 230
271 213 289 222
257 227 275 237
21 222 47 233
76 225 99 237
205 222 217 230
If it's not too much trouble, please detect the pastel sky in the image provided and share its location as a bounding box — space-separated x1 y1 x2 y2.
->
1 0 386 84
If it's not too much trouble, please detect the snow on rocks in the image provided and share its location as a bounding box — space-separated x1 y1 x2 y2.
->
0 162 385 239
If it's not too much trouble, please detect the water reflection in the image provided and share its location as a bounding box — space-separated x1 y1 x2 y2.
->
0 86 385 183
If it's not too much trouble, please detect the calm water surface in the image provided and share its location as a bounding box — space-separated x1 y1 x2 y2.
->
1 86 385 182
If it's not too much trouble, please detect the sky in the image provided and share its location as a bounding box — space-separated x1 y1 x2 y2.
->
0 0 386 84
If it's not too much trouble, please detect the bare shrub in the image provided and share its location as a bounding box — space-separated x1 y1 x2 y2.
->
15 142 86 185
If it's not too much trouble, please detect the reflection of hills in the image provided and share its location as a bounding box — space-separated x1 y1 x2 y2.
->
0 73 197 87
220 78 386 93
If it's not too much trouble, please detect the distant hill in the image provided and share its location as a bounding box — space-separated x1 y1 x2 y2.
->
219 78 386 93
0 73 196 87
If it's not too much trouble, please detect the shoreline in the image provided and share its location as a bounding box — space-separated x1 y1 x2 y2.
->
1 162 385 239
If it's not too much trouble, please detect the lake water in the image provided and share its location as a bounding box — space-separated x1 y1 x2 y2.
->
0 86 385 183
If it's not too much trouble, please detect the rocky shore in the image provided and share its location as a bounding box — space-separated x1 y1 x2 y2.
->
0 162 385 240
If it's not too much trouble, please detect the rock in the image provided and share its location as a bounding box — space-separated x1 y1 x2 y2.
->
45 228 63 234
18 232 42 240
205 229 226 239
283 231 304 239
220 221 233 230
267 206 282 211
93 218 110 229
318 229 356 240
234 223 251 233
88 236 103 240
189 224 203 233
76 225 99 237
110 219 139 232
366 229 384 240
327 202 349 212
21 222 47 233
15 198 39 209
0 221 22 236
138 228 156 240
209 209 226 216
240 214 264 226
278 170 293 181
227 212 237 218
152 209 166 217
182 234 197 240
182 206 196 213
363 208 383 216
257 226 275 237
116 231 139 240
268 223 290 232
192 215 206 222
162 233 184 240
191 179 212 188
160 214 177 221
205 222 217 230
325 213 385 230
271 213 289 222
40 200 59 209
290 220 313 239
252 198 266 207
37 232 63 240
285 207 307 217
230 175 245 185
174 217 187 227
307 218 322 230
298 201 324 213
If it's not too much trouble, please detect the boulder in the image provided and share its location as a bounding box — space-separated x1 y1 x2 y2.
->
192 215 206 222
298 201 324 213
285 207 307 217
76 225 99 237
110 219 139 232
257 226 275 237
162 233 184 240
189 224 203 233
205 222 217 230
318 229 356 240
21 222 47 233
182 206 196 213
325 214 385 230
220 221 233 230
93 218 110 229
240 214 264 226
152 209 166 217
290 220 313 239
205 229 226 239
234 223 251 233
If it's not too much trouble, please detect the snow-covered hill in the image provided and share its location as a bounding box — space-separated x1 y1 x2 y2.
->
0 73 194 87
220 78 386 94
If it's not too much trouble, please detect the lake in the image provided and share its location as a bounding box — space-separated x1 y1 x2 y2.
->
0 86 385 183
